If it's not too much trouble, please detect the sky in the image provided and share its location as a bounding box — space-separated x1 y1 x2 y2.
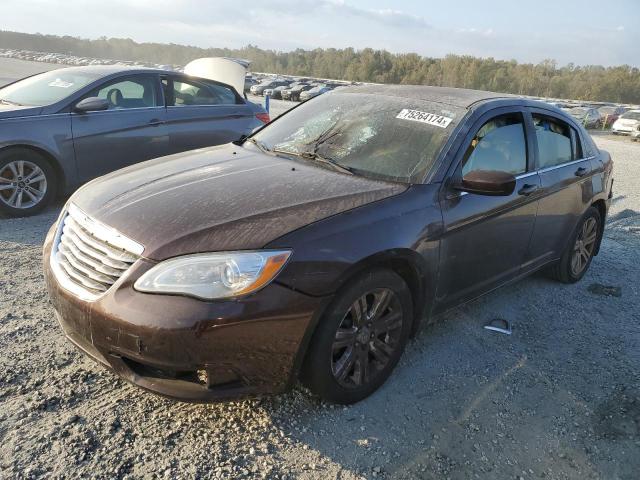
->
2 0 639 66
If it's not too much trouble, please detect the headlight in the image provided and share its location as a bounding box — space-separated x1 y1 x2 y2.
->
134 250 291 300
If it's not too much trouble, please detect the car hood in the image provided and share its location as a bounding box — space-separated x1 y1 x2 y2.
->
71 144 407 260
0 104 42 119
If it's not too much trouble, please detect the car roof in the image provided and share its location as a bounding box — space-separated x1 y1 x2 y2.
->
343 84 517 108
49 65 171 76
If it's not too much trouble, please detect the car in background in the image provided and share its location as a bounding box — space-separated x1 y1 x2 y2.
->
631 126 640 141
0 64 269 216
244 77 259 93
598 106 626 127
263 84 294 99
565 107 602 129
44 85 613 404
612 110 640 135
299 84 333 101
281 83 315 101
250 79 290 96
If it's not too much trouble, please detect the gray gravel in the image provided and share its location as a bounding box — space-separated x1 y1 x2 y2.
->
0 60 639 478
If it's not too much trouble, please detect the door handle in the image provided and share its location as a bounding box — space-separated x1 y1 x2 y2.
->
574 166 588 177
148 119 165 126
518 184 538 196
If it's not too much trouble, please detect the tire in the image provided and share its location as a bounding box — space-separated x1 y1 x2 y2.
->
301 269 413 404
0 148 57 217
551 206 601 284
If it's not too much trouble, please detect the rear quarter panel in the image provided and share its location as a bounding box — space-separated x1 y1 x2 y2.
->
165 103 260 153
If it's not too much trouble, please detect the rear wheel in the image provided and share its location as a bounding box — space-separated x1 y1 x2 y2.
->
0 148 56 217
301 269 412 404
551 206 601 283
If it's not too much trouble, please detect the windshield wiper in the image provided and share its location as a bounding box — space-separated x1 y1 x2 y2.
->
294 151 354 175
244 137 272 154
275 124 353 174
0 98 22 106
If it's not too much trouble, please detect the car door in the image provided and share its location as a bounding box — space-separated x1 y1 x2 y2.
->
71 73 168 183
436 108 541 309
162 75 254 155
523 109 594 270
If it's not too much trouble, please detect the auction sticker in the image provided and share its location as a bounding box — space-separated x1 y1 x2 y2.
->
48 79 74 88
396 109 452 128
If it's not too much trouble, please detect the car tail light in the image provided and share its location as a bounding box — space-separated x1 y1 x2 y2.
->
255 113 270 124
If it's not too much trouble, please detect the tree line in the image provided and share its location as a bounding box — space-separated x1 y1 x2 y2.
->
1 30 639 104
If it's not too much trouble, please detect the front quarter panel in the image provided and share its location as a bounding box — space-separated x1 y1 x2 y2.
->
266 184 442 302
0 113 77 190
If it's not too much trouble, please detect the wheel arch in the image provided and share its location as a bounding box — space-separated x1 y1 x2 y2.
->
332 249 430 336
290 248 432 386
591 199 607 255
0 144 66 195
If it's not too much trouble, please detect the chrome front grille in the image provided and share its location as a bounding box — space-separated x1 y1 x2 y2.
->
50 204 144 301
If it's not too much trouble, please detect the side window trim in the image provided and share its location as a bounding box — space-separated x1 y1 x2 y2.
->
153 73 165 108
522 109 536 172
570 127 578 161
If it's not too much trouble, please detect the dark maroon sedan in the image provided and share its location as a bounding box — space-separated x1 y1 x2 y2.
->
43 86 613 404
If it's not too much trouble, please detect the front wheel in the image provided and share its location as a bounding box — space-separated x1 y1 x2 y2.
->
0 148 56 217
301 269 413 404
551 206 601 283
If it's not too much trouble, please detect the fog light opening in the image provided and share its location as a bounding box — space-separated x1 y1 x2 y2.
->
196 369 208 386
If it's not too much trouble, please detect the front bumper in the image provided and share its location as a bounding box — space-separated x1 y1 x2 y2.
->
43 225 329 402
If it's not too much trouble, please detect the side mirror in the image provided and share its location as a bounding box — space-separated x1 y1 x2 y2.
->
74 97 109 113
456 170 516 196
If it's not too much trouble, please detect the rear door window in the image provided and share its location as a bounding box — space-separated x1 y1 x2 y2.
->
532 114 573 168
461 113 527 176
168 78 236 106
572 127 584 159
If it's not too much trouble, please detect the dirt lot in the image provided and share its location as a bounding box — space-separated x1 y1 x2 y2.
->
0 60 639 478
0 134 638 479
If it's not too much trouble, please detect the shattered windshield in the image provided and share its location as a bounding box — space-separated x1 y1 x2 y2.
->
252 92 465 183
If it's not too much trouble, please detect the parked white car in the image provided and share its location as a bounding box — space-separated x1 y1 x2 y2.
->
612 110 640 135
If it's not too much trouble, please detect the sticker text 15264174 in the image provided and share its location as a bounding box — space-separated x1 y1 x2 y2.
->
396 109 453 128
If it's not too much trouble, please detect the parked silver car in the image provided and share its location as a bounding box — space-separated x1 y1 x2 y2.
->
299 85 333 101
612 110 640 135
0 65 269 216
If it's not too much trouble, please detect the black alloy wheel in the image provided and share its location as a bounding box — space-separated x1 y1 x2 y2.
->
301 269 413 404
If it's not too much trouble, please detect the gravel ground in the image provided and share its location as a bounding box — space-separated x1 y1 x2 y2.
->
1 59 639 479
1 135 638 480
